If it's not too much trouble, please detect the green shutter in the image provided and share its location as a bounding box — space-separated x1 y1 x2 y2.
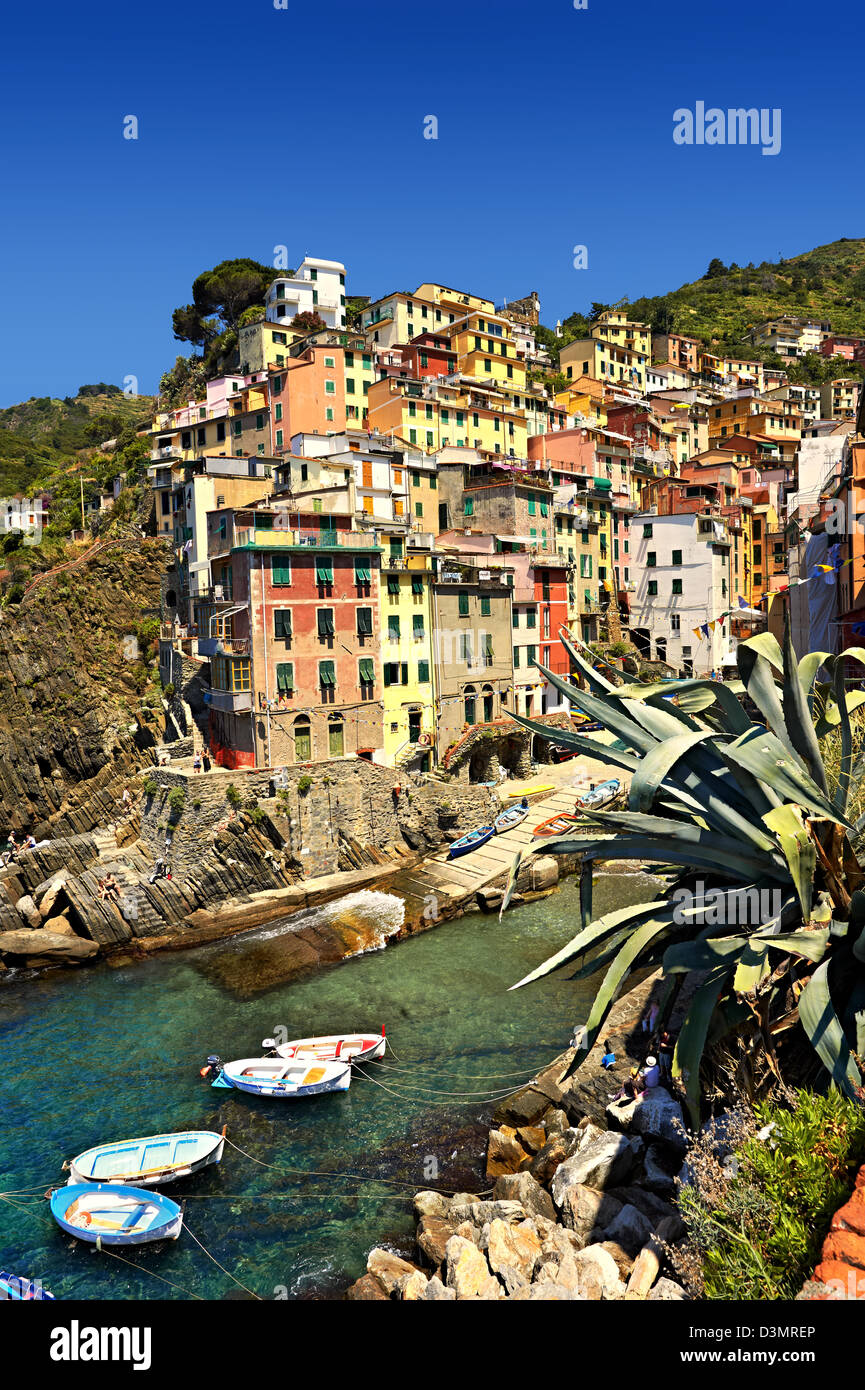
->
318 609 335 636
359 658 374 683
276 662 294 693
274 609 292 639
418 660 430 683
411 575 423 595
388 615 400 640
387 576 400 595
357 607 373 635
480 595 491 616
401 662 409 685
413 614 424 636
458 592 469 616
483 634 494 658
319 661 335 686
316 558 334 583
354 557 371 583
271 555 292 585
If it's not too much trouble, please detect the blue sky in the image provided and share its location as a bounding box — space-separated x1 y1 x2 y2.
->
0 0 861 406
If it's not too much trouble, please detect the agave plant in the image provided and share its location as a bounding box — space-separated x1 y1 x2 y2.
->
502 619 865 1125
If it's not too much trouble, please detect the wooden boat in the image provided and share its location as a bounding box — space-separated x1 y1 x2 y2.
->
261 1030 387 1063
50 1184 183 1246
494 805 529 833
0 1272 55 1300
215 1057 352 1098
506 784 555 799
67 1129 225 1188
448 825 495 858
576 778 621 809
533 812 583 838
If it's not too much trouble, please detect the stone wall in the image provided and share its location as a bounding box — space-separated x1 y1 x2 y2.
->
138 758 496 880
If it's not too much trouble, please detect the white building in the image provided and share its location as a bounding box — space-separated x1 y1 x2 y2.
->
265 256 347 331
630 510 733 675
0 496 46 539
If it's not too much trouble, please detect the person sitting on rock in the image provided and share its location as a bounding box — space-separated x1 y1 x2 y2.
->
22 834 36 852
98 873 121 903
600 1038 616 1069
641 1055 661 1090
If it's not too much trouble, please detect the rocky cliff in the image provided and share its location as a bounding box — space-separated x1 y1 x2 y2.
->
0 537 168 837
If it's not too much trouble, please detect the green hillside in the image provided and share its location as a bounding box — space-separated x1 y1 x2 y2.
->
0 387 154 496
546 238 865 378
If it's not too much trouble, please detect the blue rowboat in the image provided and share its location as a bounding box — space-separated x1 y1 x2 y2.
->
494 805 529 833
448 825 495 858
50 1184 183 1246
68 1129 225 1188
216 1057 352 1099
577 778 621 809
0 1272 55 1300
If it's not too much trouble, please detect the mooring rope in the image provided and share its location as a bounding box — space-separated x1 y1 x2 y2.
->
222 1136 464 1195
183 1224 261 1300
352 1064 527 1107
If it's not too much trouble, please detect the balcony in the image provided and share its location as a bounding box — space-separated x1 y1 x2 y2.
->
206 689 253 714
198 636 250 658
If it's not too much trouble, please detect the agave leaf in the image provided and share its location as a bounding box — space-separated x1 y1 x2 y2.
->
725 727 852 827
673 966 732 1127
831 655 854 814
629 732 721 813
584 804 778 856
798 650 832 713
507 710 641 773
557 631 619 695
739 631 784 673
782 611 828 793
509 897 678 990
797 960 862 1097
751 926 830 963
814 690 865 736
619 678 753 736
738 647 803 766
504 831 790 883
733 939 772 993
663 934 749 974
762 804 815 919
563 915 684 1074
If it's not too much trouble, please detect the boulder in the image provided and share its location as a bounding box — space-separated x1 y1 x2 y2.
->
494 1076 562 1127
366 1248 420 1296
571 1243 627 1300
544 1108 570 1136
447 1199 526 1228
508 1281 582 1300
444 1236 502 1299
602 1203 655 1256
0 929 99 965
422 1275 456 1301
643 1142 677 1196
483 1218 542 1294
42 915 74 936
345 1273 390 1301
539 1223 586 1267
550 1132 642 1207
606 1185 685 1239
601 1241 635 1278
417 1215 457 1269
530 1134 570 1187
15 894 41 928
493 1171 556 1223
413 1190 450 1221
648 1277 689 1301
516 1124 546 1155
559 1184 623 1243
399 1269 430 1300
486 1126 529 1179
606 1088 687 1152
522 855 559 891
37 874 68 919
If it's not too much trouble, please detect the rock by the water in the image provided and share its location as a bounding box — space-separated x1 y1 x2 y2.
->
483 1218 542 1294
15 894 41 928
417 1215 457 1269
444 1235 502 1299
0 928 99 964
422 1275 456 1301
558 1184 622 1243
366 1248 420 1296
530 1133 571 1187
399 1269 429 1300
493 1171 556 1223
550 1132 642 1206
606 1088 687 1152
486 1126 529 1179
345 1273 390 1301
413 1190 450 1220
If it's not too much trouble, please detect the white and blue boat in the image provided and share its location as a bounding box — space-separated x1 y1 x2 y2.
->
577 778 621 809
1 1272 55 1300
494 805 529 833
210 1056 352 1099
447 825 495 858
50 1184 183 1246
67 1129 225 1188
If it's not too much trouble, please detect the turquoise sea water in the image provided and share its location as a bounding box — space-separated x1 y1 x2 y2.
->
0 871 651 1300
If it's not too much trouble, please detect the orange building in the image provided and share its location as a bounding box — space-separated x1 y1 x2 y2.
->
268 345 346 452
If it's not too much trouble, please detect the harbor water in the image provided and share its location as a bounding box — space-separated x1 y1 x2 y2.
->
0 870 653 1300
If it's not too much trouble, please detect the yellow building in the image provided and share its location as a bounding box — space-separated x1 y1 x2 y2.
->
378 542 437 768
367 375 528 458
559 309 651 393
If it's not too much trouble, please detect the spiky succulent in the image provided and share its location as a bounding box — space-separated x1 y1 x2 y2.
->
502 620 865 1124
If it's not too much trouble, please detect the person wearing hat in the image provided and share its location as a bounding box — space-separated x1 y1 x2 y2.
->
641 1055 660 1090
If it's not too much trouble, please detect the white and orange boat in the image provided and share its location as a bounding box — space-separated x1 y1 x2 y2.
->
261 1028 387 1064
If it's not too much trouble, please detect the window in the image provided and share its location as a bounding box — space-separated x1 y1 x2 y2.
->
672 549 682 566
480 595 491 617
211 656 250 692
646 551 656 567
354 557 371 586
418 659 430 683
359 658 375 696
276 662 294 694
346 378 355 395
271 555 292 586
388 615 400 641
648 580 658 596
357 607 373 636
512 608 519 628
325 380 335 395
526 607 537 628
413 614 425 640
672 578 683 595
274 609 292 641
643 523 653 538
318 608 335 638
526 644 537 666
411 575 423 596
671 614 680 632
482 634 494 666
513 646 520 668
415 502 423 518
460 633 472 664
315 557 334 584
528 497 536 516
458 592 469 616
387 576 400 596
319 660 336 694
276 429 283 448
464 498 474 516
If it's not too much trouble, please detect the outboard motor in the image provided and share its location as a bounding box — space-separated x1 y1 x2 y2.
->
199 1054 222 1080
